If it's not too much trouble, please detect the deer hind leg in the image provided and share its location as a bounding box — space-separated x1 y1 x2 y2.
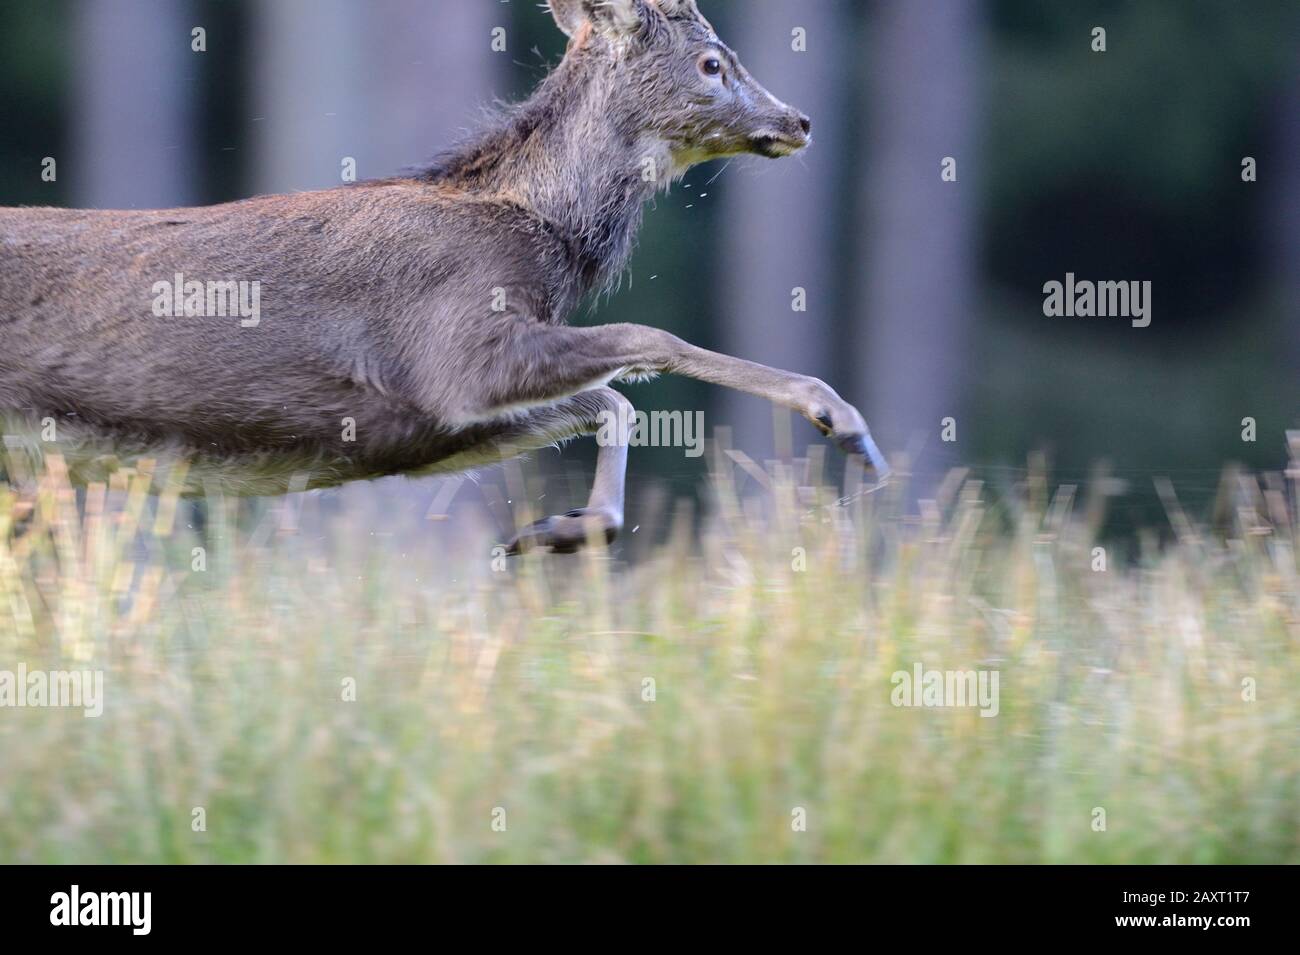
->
484 387 632 555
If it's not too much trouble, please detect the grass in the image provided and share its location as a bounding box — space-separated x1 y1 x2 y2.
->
0 443 1297 864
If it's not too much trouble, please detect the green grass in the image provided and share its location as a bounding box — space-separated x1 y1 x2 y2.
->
0 448 1297 863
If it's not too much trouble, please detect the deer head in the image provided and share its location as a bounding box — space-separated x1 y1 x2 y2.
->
547 0 812 169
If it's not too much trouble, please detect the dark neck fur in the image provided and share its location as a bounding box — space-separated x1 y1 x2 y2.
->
415 55 662 295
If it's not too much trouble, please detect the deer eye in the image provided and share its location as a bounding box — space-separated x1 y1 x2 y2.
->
699 55 723 78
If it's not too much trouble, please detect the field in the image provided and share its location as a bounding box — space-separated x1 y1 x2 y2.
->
1 446 1297 864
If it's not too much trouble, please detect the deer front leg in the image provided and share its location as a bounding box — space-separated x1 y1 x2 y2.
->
479 387 632 555
478 322 888 476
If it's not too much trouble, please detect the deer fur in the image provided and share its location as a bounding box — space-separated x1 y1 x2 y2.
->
0 0 885 553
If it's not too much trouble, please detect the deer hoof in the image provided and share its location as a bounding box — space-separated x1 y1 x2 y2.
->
505 508 621 555
836 431 890 479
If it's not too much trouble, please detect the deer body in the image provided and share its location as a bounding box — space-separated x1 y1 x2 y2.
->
0 0 885 552
1 183 595 495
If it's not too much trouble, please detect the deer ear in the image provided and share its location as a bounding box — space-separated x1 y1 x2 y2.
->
653 0 710 30
548 0 587 38
582 0 644 38
548 0 644 42
548 0 587 37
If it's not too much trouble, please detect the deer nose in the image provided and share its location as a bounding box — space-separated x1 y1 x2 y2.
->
798 114 812 136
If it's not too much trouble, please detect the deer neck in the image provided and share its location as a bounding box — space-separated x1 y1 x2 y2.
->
428 59 668 294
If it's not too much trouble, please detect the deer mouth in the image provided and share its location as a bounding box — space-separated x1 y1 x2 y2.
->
749 132 808 158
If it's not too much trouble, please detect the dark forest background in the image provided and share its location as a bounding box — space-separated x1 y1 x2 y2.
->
1 0 1296 540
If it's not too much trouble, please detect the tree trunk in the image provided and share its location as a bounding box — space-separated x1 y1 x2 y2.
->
362 0 505 175
1273 47 1300 371
718 0 851 461
250 0 366 194
72 0 197 208
252 0 504 194
856 0 981 490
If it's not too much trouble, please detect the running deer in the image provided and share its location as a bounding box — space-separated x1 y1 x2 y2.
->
0 0 886 553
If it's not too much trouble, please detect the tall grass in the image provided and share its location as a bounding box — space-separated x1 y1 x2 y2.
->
0 443 1297 863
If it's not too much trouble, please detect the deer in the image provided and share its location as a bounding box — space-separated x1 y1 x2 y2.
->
0 0 887 554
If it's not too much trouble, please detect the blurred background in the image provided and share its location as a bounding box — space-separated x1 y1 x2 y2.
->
1 0 1296 542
